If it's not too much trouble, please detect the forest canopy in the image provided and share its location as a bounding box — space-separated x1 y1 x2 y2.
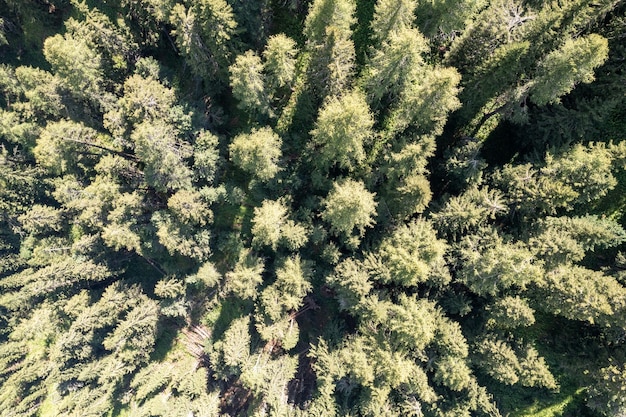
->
0 0 625 416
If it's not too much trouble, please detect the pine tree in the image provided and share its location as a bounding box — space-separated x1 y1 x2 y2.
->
169 0 238 84
33 120 109 176
251 199 288 250
379 138 436 219
309 89 375 172
131 121 193 192
530 34 609 106
304 0 357 99
455 229 543 297
321 179 377 238
229 50 270 116
43 33 104 103
367 218 449 287
370 0 418 44
229 127 282 181
263 34 298 94
534 265 626 327
587 362 626 417
224 250 265 300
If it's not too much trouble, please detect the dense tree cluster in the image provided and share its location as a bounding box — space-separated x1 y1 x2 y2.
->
0 0 625 416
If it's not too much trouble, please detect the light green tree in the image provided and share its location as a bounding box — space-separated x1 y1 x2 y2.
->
263 34 298 93
485 296 535 329
475 336 556 389
535 265 626 327
43 33 104 102
304 0 356 45
370 0 417 44
530 215 626 266
380 138 436 219
310 89 374 172
304 0 357 98
385 65 462 137
33 120 112 175
65 2 139 76
587 362 626 417
456 229 543 296
151 189 213 261
105 72 192 145
229 127 282 181
367 218 449 287
131 121 193 192
251 199 287 249
208 315 252 379
13 66 64 121
361 27 429 107
0 304 60 415
18 204 64 236
193 130 221 183
492 142 619 216
224 250 265 300
326 258 373 311
255 256 312 349
120 0 174 45
229 50 270 116
414 0 486 38
431 186 508 236
169 0 237 83
530 34 609 106
321 179 377 237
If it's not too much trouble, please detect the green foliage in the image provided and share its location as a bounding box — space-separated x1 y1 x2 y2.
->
104 72 192 150
475 336 519 383
224 250 265 300
229 50 269 116
1 1 625 416
18 204 64 236
66 3 139 76
255 256 312 349
209 315 251 378
530 34 609 106
43 33 103 101
310 89 375 172
362 27 428 108
432 186 508 236
152 191 213 261
379 136 436 219
263 34 298 92
120 0 174 45
493 142 620 216
326 258 372 311
33 120 107 175
485 296 535 329
251 199 287 249
414 0 486 38
321 178 377 237
132 121 193 192
370 0 417 43
229 127 282 181
434 355 472 391
169 0 238 83
305 0 357 99
11 66 65 121
0 259 113 311
534 265 626 327
193 130 221 183
368 218 449 287
304 0 356 45
587 362 626 417
385 65 461 137
455 229 544 297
